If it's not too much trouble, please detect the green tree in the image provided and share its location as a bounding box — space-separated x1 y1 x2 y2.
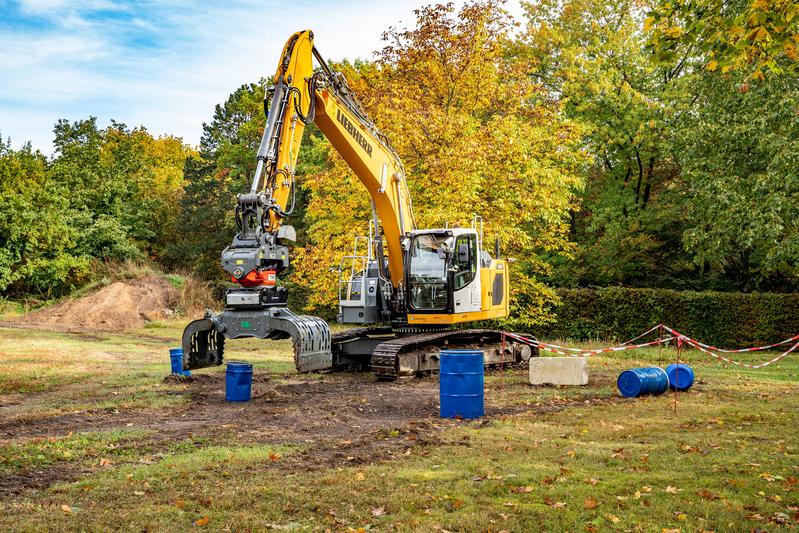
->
0 137 90 296
647 0 799 79
523 0 696 288
673 72 799 289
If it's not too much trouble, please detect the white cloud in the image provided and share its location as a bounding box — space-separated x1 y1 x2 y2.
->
0 0 525 154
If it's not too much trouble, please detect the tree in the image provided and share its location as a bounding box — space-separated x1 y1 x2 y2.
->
293 1 585 324
522 0 697 288
647 0 799 79
672 72 799 289
0 137 90 297
0 119 192 298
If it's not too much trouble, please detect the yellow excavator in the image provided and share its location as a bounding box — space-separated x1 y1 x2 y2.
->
182 30 536 379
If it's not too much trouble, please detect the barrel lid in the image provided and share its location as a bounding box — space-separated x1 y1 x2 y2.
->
226 360 252 368
617 370 642 398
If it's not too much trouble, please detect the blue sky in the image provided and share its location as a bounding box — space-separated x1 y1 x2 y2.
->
0 0 524 154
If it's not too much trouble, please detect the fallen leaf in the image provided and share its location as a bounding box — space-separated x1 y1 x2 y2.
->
641 485 652 493
510 486 533 494
174 499 185 509
98 458 112 468
60 504 73 514
697 489 718 500
355 472 365 481
452 499 463 509
606 514 620 524
544 497 566 508
268 452 281 462
786 476 798 486
133 491 145 496
371 507 385 517
770 512 790 525
664 486 680 494
194 516 209 526
584 497 598 509
585 478 598 485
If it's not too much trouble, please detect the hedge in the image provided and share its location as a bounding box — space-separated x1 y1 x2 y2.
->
536 287 799 347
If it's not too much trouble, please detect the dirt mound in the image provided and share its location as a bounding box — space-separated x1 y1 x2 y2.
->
21 275 177 332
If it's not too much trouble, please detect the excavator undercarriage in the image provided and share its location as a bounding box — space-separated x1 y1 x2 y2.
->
183 313 536 380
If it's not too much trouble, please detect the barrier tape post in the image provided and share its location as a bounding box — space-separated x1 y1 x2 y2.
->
674 336 683 413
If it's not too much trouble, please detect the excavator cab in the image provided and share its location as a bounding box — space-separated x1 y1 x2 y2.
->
338 218 509 327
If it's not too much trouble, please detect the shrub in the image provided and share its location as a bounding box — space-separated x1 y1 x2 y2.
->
532 287 799 347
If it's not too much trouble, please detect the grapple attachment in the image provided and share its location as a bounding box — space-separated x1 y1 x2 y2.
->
181 308 333 372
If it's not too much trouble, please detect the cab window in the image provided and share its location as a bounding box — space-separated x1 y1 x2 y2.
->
409 234 449 310
453 234 477 290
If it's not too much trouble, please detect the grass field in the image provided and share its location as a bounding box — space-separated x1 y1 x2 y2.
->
1 321 797 531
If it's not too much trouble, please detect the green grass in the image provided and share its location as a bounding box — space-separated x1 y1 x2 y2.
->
0 430 150 473
0 323 797 531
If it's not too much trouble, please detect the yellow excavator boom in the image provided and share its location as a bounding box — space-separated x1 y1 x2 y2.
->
256 30 414 289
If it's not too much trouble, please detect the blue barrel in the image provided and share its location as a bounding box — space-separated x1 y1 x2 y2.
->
169 348 191 376
665 364 695 391
617 367 669 398
225 361 253 402
440 350 484 419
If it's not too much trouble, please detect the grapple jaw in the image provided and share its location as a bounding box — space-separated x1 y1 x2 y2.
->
182 318 225 370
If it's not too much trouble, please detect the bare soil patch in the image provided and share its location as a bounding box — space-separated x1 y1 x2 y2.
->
0 373 442 495
0 369 623 497
13 276 176 332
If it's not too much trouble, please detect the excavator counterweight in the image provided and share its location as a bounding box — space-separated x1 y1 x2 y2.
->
182 30 538 379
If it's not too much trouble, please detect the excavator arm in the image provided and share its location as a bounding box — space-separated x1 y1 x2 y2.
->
247 30 413 291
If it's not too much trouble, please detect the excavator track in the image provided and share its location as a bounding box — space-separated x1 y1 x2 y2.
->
369 328 536 380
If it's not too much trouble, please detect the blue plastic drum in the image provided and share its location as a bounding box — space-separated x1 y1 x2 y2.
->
169 348 191 376
226 361 253 402
665 364 695 391
617 367 669 398
440 350 484 419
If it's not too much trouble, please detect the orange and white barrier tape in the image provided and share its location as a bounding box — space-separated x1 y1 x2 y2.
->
505 323 799 369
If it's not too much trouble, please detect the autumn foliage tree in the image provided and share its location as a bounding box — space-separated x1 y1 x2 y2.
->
291 1 585 324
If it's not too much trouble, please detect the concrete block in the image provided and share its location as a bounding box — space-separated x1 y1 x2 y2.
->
529 357 588 386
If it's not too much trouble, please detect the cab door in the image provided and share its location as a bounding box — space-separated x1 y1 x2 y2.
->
451 234 481 313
